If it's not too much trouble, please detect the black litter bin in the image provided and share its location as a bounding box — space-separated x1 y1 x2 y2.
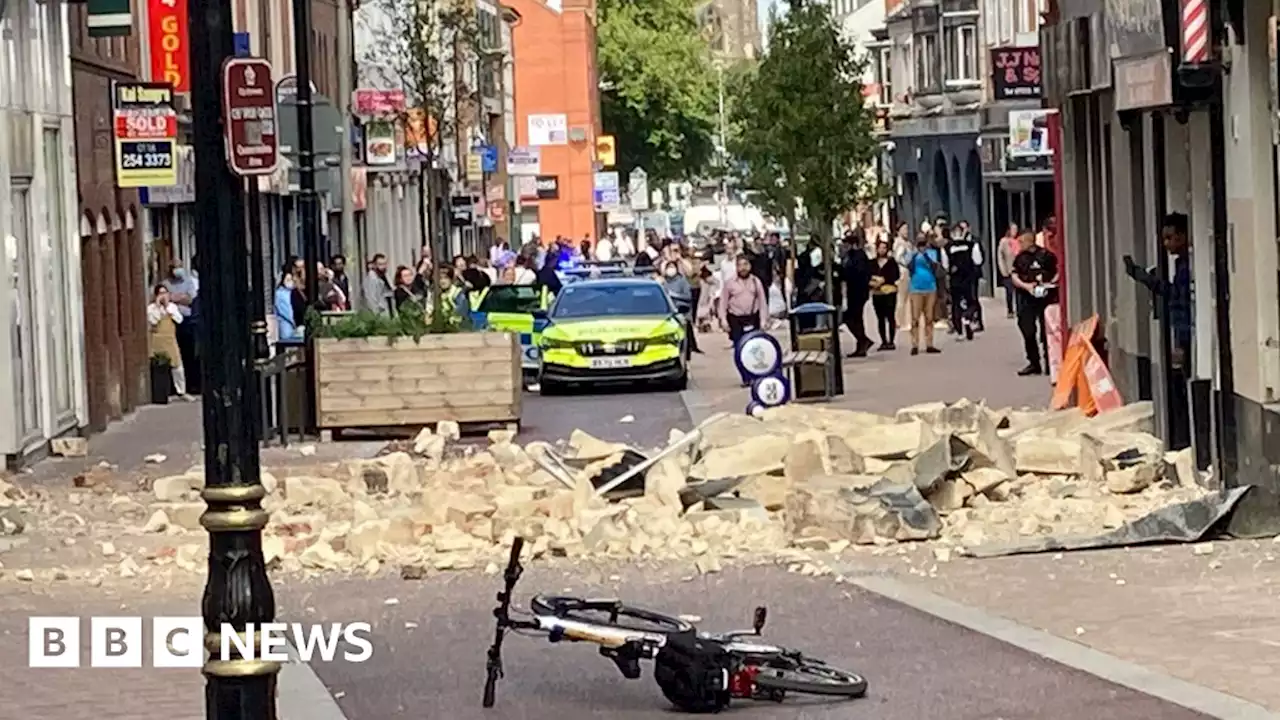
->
788 303 844 399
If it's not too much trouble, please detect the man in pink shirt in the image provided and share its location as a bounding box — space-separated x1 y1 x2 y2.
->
718 254 770 386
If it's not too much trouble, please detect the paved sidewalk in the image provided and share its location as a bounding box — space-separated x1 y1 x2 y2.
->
684 298 1050 419
887 539 1280 713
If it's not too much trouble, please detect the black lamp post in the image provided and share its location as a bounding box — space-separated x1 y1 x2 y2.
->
188 0 277 716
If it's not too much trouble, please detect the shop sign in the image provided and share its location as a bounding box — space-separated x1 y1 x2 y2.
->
450 195 474 226
141 144 195 204
533 175 559 200
990 47 1041 101
352 89 406 117
1113 51 1173 112
222 57 280 176
527 114 567 146
466 152 483 183
364 120 397 166
148 0 190 93
1007 109 1053 158
112 82 178 188
507 146 541 176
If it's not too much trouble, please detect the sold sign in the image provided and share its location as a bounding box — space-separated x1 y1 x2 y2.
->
148 0 190 93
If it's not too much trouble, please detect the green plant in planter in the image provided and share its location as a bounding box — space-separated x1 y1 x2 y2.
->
151 351 173 366
309 302 473 342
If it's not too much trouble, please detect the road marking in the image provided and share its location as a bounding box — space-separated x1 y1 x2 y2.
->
847 574 1280 720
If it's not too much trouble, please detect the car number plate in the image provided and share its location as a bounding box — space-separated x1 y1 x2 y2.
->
589 357 632 370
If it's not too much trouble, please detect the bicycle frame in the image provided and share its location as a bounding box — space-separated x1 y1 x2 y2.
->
531 613 670 653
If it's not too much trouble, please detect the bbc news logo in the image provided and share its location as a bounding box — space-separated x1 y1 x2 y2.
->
28 617 374 668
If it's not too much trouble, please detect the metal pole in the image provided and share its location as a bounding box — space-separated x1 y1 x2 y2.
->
337 0 355 267
188 0 276 713
248 182 269 363
293 0 319 432
717 62 728 226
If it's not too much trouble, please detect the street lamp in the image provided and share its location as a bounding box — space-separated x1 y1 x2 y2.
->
188 0 276 717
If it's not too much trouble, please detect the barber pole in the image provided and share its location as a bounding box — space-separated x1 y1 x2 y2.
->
1181 0 1210 65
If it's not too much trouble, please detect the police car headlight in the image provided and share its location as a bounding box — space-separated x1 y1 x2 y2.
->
648 332 681 347
541 337 576 350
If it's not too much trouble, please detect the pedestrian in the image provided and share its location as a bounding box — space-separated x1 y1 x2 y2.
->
512 255 537 285
869 240 900 350
362 253 391 314
840 231 873 357
932 217 953 329
316 265 347 311
892 223 913 332
435 266 471 324
718 254 770 387
535 249 563 296
162 259 200 394
1124 212 1191 448
392 266 421 313
1010 232 1059 375
956 220 984 331
1036 216 1056 249
905 232 943 355
287 259 310 333
945 219 982 340
996 223 1020 318
595 232 614 261
329 254 351 309
147 284 192 401
274 269 303 341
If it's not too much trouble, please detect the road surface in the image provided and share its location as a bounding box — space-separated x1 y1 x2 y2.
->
289 565 1213 720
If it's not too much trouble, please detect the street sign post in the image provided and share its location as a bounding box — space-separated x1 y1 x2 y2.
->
628 168 649 211
593 170 620 208
222 57 280 176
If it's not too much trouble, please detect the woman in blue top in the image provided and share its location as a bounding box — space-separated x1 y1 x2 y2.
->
274 270 302 342
904 233 942 355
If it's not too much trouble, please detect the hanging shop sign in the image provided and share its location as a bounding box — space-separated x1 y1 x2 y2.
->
466 152 483 183
990 47 1041 101
1007 109 1054 158
352 88 406 117
147 0 190 93
533 175 559 200
112 82 178 188
364 119 397 166
222 57 280 176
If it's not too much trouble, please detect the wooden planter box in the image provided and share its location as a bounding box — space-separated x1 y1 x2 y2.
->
314 332 521 429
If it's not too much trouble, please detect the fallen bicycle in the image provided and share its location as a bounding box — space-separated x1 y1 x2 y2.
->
482 537 868 712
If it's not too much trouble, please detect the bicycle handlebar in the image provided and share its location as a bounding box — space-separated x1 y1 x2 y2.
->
483 537 526 708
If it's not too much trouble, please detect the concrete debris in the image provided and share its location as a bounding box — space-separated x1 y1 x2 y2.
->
51 437 88 457
1 399 1216 583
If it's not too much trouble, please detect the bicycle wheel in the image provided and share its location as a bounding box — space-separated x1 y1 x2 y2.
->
752 656 868 698
530 595 694 635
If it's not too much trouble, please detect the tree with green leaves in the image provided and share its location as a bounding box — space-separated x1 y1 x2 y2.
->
360 0 483 325
597 0 718 184
732 0 878 255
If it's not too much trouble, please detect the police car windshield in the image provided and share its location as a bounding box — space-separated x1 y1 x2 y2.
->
478 286 542 314
551 284 673 319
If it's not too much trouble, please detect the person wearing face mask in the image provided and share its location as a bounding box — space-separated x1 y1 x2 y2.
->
147 284 192 400
274 270 302 341
163 260 201 394
718 254 770 386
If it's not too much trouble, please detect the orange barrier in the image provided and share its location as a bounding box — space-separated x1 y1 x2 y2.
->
1050 314 1124 415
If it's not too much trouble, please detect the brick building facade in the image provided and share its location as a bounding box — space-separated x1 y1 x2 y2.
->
67 7 148 432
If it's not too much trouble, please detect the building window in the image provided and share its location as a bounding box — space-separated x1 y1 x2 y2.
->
876 46 892 106
945 25 978 83
914 32 938 91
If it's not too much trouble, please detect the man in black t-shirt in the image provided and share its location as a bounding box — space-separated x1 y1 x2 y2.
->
1010 232 1059 376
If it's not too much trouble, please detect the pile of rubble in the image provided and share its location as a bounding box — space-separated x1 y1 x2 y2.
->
0 401 1209 583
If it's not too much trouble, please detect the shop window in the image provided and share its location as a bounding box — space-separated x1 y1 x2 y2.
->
945 24 978 84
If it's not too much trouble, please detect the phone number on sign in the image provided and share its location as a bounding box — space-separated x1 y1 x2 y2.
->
119 142 173 170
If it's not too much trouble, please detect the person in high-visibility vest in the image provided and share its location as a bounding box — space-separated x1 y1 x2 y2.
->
469 286 490 309
436 267 471 323
538 284 554 310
